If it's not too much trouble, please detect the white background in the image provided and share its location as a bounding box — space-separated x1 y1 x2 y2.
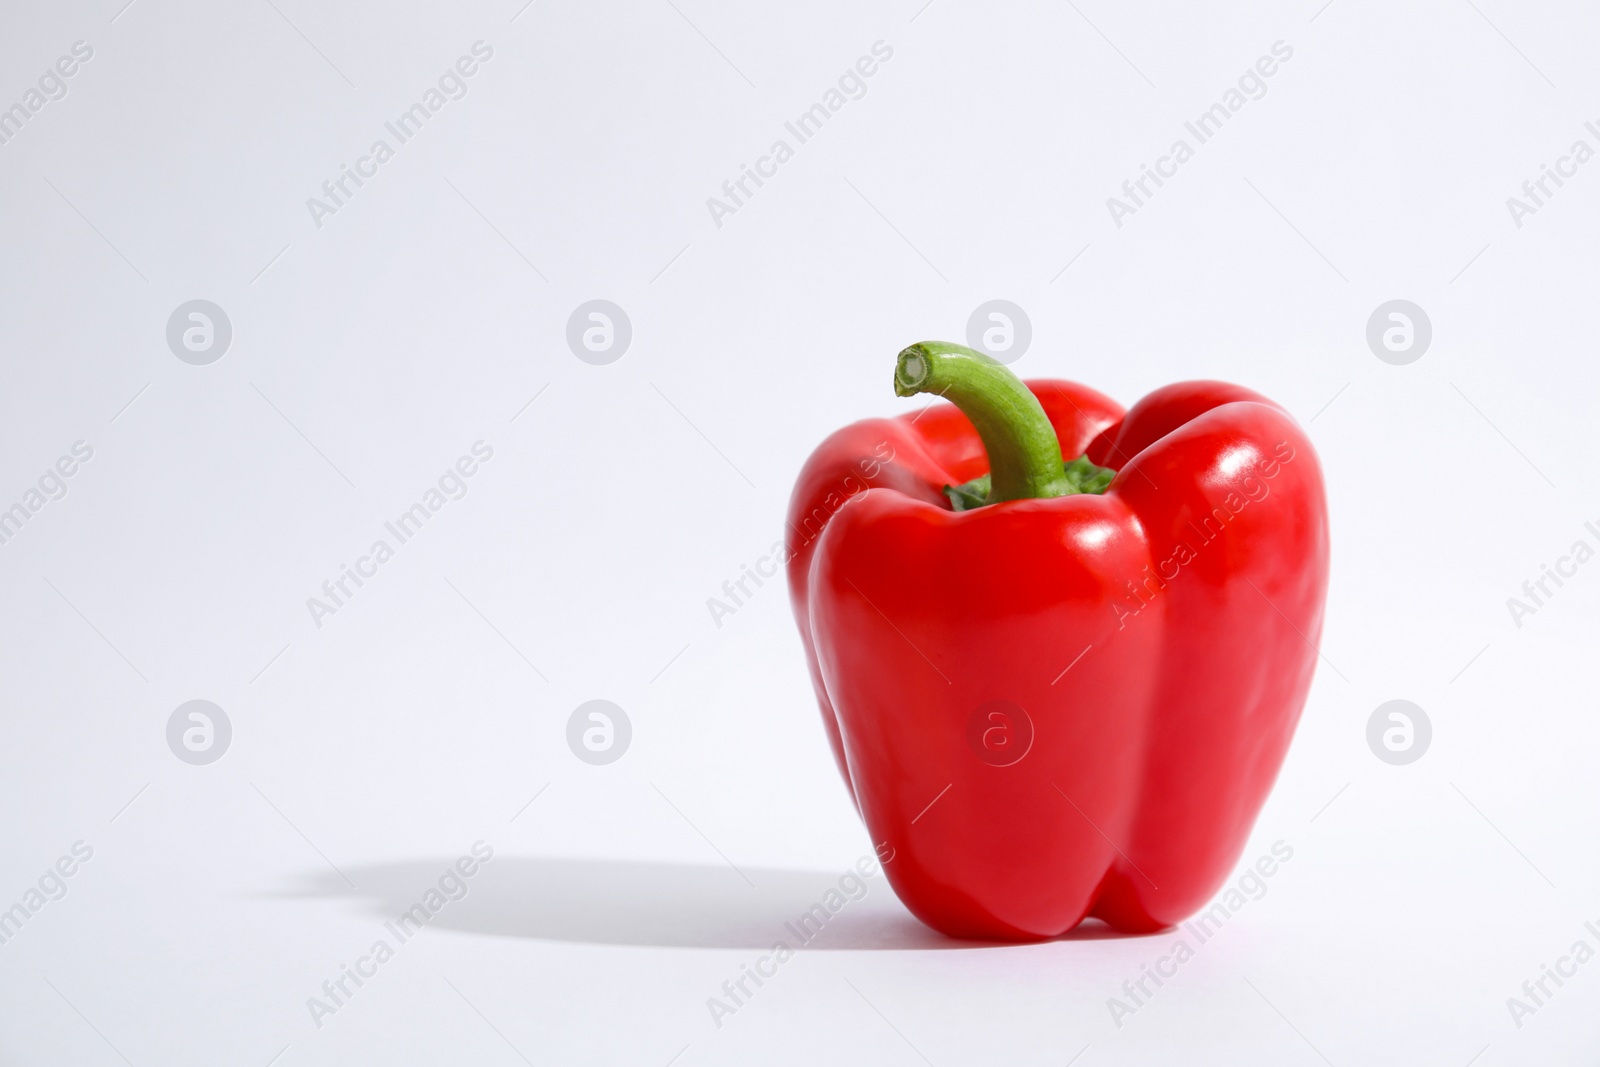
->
2 0 1598 1063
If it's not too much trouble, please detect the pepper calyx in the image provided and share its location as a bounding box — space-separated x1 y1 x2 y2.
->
943 455 1117 512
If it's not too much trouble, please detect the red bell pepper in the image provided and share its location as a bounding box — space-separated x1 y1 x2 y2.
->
785 342 1328 940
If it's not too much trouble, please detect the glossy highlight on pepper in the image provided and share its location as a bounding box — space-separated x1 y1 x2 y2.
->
785 342 1329 941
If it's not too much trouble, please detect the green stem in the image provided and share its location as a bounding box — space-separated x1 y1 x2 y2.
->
894 341 1068 503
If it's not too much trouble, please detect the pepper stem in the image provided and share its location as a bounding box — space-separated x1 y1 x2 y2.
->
895 341 1068 503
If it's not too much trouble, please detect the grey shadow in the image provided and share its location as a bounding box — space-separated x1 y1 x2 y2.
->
273 857 1148 950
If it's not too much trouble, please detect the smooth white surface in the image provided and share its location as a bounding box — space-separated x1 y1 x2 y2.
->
2 0 1597 1063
